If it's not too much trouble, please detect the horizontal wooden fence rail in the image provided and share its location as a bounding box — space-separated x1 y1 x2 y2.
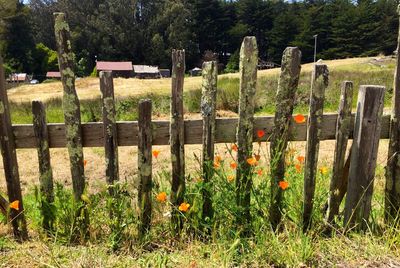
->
11 113 391 149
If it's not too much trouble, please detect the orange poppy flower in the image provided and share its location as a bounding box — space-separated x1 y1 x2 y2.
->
294 114 306 124
255 154 261 161
257 130 265 138
278 181 289 190
9 200 19 211
231 144 238 152
230 161 238 169
295 164 302 173
83 160 87 167
256 169 263 176
213 161 221 169
247 157 258 166
178 202 190 212
297 156 305 163
156 192 167 203
227 175 235 182
152 150 160 158
214 155 222 163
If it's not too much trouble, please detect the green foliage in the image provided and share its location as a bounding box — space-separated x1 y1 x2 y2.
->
90 66 98 77
224 50 239 73
31 43 58 81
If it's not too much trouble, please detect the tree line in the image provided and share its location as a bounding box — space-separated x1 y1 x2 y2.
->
0 0 398 80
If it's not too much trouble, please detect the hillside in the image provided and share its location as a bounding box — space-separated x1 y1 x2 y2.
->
7 57 393 103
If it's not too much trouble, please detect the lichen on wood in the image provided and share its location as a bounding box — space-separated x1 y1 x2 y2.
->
170 49 186 233
236 36 258 234
269 47 302 231
32 100 55 231
138 99 152 236
0 55 28 240
100 71 119 189
201 61 218 227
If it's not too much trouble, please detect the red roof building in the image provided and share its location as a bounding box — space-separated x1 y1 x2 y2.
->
46 71 61 79
96 61 133 78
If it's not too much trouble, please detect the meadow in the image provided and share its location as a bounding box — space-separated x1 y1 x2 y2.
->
1 56 400 267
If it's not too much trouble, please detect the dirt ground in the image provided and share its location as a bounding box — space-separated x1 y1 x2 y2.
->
0 139 390 195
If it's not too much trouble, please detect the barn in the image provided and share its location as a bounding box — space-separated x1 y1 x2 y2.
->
96 61 134 78
7 73 29 84
133 65 161 79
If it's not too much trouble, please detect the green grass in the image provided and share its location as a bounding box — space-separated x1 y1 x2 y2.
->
1 144 400 267
8 63 395 124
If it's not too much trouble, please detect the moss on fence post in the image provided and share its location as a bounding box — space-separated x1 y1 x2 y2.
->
54 12 88 240
236 36 258 235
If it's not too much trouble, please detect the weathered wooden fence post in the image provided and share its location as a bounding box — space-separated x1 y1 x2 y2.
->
326 81 353 225
0 194 8 217
344 85 385 232
100 71 119 193
269 47 302 231
385 4 400 223
54 12 88 237
236 36 258 234
201 61 218 227
138 99 153 237
170 49 186 233
0 56 28 240
303 64 329 232
32 100 55 231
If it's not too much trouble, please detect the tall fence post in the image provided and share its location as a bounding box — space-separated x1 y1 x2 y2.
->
32 100 55 231
100 71 119 193
138 99 153 237
0 56 27 240
326 81 353 225
385 4 400 223
170 49 186 233
236 36 258 234
201 61 218 228
0 194 8 217
344 85 385 231
54 12 88 238
303 64 329 232
269 47 302 231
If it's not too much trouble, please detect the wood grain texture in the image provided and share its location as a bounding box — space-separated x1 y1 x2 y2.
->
201 61 218 225
54 12 85 202
385 4 400 223
0 56 28 240
100 71 119 187
269 47 302 231
303 64 329 232
138 99 152 236
326 81 353 225
236 36 258 233
32 100 55 231
344 85 385 232
10 114 391 148
170 49 186 233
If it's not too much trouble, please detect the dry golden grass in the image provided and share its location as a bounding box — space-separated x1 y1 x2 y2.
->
7 57 377 103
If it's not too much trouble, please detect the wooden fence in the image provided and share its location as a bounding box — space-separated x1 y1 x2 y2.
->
1 12 400 240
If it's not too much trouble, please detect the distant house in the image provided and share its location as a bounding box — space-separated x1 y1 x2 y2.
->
96 61 134 78
159 69 171 78
133 65 161 79
46 71 61 80
7 73 29 84
189 67 202 77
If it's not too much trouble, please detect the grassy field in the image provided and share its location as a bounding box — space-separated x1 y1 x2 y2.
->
7 56 395 124
1 56 400 267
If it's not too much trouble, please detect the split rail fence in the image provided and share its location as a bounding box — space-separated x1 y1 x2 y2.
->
1 12 400 240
